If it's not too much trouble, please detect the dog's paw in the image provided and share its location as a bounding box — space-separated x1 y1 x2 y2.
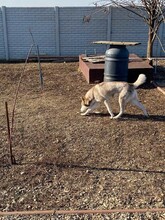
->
112 116 121 119
81 113 89 116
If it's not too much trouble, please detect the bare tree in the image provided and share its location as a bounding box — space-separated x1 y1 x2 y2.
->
86 0 165 61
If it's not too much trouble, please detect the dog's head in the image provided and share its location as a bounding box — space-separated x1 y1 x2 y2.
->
80 97 92 113
80 87 98 115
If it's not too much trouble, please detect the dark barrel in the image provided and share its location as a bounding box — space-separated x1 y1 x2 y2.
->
104 45 129 82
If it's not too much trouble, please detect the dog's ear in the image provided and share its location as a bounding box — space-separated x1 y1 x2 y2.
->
81 96 84 101
84 98 92 106
81 96 92 106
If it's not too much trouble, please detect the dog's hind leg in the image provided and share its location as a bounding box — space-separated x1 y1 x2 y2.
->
130 99 149 117
104 100 114 118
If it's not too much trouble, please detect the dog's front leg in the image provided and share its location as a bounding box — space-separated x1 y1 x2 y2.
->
81 102 99 116
104 100 114 118
113 97 125 119
81 108 93 116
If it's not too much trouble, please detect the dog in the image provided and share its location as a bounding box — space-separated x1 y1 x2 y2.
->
80 74 148 119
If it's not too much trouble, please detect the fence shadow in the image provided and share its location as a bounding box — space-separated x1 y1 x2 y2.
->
1 161 164 178
55 163 165 175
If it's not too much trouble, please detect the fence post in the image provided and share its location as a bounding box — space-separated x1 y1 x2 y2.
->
1 6 9 61
107 6 112 42
55 6 60 56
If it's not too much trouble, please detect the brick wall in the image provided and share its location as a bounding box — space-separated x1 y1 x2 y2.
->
0 6 164 60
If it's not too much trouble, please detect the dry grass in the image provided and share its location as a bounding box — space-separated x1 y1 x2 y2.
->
0 62 165 220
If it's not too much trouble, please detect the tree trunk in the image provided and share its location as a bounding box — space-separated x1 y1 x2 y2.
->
147 25 154 65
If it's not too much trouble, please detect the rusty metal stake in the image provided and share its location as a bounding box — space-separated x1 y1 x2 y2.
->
5 102 16 165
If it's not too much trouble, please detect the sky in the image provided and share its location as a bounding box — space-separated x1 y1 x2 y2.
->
0 0 95 7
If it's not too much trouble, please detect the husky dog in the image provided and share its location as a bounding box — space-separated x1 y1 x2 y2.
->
80 74 148 119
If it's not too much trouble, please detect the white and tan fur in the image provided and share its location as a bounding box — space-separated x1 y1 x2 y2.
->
81 74 148 119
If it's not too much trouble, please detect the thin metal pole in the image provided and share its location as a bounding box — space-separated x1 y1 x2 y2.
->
29 29 44 89
153 81 165 95
36 44 44 89
11 44 34 134
5 102 16 165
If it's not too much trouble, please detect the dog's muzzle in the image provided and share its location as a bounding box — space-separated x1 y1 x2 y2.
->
80 105 88 113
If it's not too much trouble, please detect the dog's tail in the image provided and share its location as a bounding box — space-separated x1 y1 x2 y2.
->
133 74 147 88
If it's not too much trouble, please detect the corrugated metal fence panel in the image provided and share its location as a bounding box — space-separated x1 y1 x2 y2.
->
59 7 107 56
160 23 165 57
5 7 57 59
0 6 164 60
0 10 5 60
111 7 148 57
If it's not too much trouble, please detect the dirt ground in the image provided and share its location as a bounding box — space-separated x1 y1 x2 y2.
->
0 61 165 220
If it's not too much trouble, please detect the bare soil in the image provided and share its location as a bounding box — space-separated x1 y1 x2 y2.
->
0 61 165 220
